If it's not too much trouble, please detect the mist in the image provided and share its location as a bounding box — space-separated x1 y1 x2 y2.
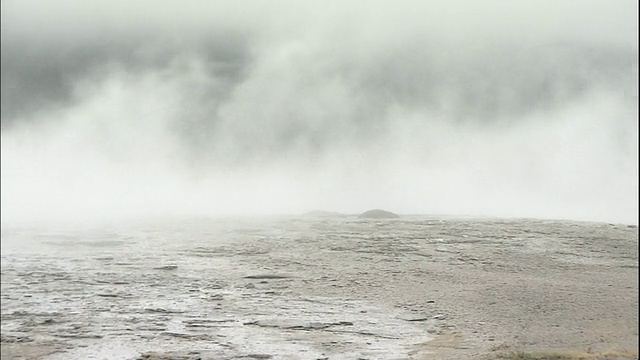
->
1 0 638 226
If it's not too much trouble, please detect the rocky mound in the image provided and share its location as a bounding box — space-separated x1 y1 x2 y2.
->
358 209 400 219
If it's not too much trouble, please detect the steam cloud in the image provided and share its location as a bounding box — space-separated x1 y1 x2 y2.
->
1 0 638 225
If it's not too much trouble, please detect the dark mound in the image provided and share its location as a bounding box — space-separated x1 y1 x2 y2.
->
358 209 400 219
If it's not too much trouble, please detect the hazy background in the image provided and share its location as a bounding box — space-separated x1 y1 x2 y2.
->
1 0 638 225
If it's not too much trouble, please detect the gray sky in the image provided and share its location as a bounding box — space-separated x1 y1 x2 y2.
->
1 0 638 225
2 0 637 125
1 0 637 44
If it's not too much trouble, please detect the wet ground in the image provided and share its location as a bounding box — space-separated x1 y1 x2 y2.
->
1 216 638 359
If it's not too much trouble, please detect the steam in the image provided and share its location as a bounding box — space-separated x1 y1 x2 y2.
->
2 1 638 225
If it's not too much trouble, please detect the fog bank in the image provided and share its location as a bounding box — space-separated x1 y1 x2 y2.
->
2 1 638 225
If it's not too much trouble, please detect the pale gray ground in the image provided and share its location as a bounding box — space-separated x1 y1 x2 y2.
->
1 217 638 359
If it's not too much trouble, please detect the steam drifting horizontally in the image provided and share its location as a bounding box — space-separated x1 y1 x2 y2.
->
1 0 638 225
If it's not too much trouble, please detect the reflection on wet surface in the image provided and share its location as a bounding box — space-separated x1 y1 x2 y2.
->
1 217 638 359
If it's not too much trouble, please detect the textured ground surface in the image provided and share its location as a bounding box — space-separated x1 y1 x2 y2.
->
1 216 638 359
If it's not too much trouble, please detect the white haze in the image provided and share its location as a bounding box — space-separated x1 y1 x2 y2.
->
1 0 638 226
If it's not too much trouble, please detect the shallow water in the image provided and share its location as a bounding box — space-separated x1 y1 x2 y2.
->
1 216 638 359
1 217 435 359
